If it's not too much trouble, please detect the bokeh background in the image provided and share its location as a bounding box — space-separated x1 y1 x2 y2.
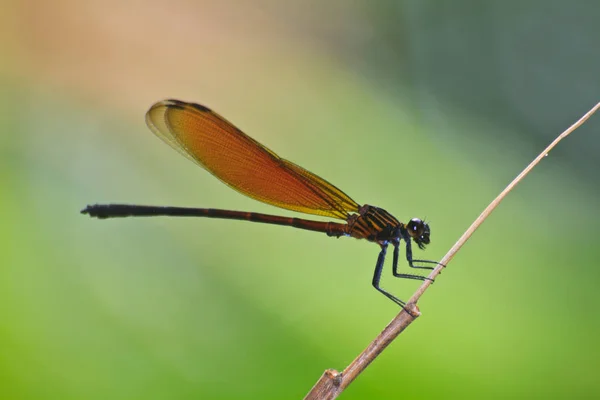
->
1 1 599 399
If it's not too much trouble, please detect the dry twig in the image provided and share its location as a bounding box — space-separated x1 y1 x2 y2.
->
304 102 600 400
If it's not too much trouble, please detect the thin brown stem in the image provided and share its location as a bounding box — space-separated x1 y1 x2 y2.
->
304 102 600 400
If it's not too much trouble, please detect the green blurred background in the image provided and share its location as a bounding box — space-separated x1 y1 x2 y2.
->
1 1 599 399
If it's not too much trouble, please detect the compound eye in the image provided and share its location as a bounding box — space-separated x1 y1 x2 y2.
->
407 218 424 237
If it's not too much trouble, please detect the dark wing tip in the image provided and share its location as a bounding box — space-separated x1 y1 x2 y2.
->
157 99 212 113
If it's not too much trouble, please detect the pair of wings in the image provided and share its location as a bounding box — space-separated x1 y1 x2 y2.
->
145 99 360 220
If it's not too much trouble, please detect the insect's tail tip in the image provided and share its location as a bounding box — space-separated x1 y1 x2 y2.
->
80 204 104 218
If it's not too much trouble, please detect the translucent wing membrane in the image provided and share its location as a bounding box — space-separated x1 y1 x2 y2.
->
145 99 360 219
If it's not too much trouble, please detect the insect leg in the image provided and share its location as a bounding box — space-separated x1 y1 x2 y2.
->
404 239 443 272
372 244 406 307
392 239 433 281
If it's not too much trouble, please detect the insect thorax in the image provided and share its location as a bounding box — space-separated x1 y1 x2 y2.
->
347 204 402 242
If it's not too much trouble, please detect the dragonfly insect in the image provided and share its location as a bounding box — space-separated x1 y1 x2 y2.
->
82 99 440 307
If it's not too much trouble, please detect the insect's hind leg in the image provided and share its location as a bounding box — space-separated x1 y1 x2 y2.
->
371 244 407 307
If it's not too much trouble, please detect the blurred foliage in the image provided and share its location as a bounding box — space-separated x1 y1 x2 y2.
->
1 1 599 399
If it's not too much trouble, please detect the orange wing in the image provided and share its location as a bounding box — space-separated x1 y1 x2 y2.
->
145 99 360 219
